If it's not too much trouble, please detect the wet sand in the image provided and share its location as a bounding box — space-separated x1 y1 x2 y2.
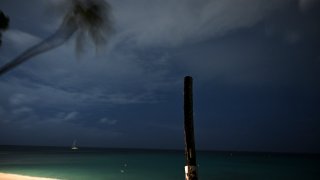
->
0 173 60 180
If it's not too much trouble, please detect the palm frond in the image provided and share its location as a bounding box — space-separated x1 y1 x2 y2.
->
0 0 113 76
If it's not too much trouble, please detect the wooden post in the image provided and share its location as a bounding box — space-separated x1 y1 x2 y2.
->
184 76 198 180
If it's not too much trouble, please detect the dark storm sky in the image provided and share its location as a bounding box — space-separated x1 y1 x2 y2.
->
0 0 320 153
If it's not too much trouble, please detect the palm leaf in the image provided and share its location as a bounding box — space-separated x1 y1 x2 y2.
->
0 0 113 76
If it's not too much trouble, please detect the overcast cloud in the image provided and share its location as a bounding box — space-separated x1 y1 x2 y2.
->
109 0 292 47
1 0 319 152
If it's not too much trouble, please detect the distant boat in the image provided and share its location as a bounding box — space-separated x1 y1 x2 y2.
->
71 140 78 150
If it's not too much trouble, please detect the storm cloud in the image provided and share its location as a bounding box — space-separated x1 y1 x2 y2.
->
0 0 319 152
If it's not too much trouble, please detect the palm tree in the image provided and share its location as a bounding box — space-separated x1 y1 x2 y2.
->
0 10 10 47
0 0 113 76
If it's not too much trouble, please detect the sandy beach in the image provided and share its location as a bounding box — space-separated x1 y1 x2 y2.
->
0 173 60 180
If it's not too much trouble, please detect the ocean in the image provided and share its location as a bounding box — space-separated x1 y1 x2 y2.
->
0 146 319 180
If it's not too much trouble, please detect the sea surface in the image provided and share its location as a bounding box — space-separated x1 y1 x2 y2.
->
0 146 319 180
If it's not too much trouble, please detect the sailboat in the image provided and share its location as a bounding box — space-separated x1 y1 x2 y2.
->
71 140 78 150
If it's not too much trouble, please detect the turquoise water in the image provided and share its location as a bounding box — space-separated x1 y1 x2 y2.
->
0 146 319 180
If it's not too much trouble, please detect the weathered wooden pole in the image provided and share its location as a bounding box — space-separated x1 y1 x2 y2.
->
184 76 198 180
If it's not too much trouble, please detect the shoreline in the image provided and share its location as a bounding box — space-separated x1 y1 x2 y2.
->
0 173 60 180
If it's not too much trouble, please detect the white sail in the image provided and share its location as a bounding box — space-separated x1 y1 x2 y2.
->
71 140 78 150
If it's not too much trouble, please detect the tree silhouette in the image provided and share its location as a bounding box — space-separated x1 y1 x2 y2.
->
0 10 10 47
0 0 113 76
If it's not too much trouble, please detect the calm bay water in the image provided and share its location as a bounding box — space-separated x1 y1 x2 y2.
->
0 146 319 180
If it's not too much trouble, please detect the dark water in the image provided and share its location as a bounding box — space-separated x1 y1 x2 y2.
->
0 146 319 180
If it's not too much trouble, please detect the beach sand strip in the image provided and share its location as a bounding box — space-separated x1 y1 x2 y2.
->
0 173 60 180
